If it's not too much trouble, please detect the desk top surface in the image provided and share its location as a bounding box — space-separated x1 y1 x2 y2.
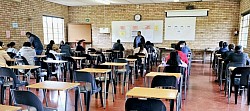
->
8 65 40 69
44 60 68 63
126 87 178 100
76 68 111 73
71 57 86 60
0 105 22 111
36 55 47 58
146 72 181 78
102 62 127 66
26 81 80 91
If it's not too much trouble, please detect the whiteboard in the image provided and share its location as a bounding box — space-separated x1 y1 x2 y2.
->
164 17 196 40
112 20 163 43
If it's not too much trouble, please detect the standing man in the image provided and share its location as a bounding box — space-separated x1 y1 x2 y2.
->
26 32 43 55
133 31 145 49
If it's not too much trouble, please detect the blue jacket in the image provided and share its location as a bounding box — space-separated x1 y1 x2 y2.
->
225 52 249 65
60 44 73 57
29 35 43 50
217 47 228 54
181 46 191 56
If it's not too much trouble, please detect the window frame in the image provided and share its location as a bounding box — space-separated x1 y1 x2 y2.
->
239 13 250 48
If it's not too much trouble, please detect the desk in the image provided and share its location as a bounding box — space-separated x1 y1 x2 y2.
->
0 105 22 111
71 56 86 68
102 62 128 94
43 60 68 81
76 68 111 108
126 87 179 111
8 65 40 83
203 48 214 65
27 81 80 111
119 58 137 84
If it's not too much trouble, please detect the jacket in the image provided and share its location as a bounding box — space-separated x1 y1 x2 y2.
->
60 44 73 57
133 36 145 48
225 52 250 65
29 35 43 50
112 43 125 52
0 46 11 67
18 47 36 65
217 47 228 54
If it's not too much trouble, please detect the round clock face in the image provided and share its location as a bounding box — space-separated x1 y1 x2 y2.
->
134 14 141 21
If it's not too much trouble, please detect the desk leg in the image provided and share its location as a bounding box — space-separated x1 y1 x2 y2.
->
111 68 115 102
65 89 69 111
210 52 213 68
43 89 48 107
248 83 250 105
180 75 183 107
170 99 174 111
75 87 78 111
203 51 206 64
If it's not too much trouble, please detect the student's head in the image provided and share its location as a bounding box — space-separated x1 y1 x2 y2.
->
23 42 31 47
145 41 151 45
222 42 228 48
178 41 186 47
137 31 141 36
7 44 10 48
117 39 120 43
235 45 242 53
26 32 32 38
228 44 235 50
0 41 3 47
49 40 55 45
219 41 223 47
175 44 181 51
65 42 70 45
60 40 64 45
138 43 144 52
9 42 15 48
167 51 181 66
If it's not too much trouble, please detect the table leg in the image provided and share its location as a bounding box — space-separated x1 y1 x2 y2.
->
184 72 187 100
75 87 79 111
122 71 125 94
43 89 48 107
111 67 115 102
170 99 174 111
203 51 206 64
132 62 135 85
65 89 68 111
210 52 213 68
180 75 183 107
104 72 108 108
228 72 231 104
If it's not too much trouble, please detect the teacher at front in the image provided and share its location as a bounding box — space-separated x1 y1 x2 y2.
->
133 31 145 49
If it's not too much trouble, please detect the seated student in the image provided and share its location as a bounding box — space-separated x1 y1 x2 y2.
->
134 43 148 58
166 51 187 67
46 40 59 54
178 41 191 56
112 39 125 58
217 42 228 54
18 42 36 65
222 43 234 59
60 42 73 57
76 39 85 54
225 45 250 65
0 41 12 67
6 42 18 54
59 40 64 49
166 44 188 64
144 41 155 53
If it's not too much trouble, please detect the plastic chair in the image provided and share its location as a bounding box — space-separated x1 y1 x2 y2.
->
134 53 146 77
151 75 178 89
114 59 130 94
74 71 103 111
80 54 92 68
94 65 111 98
7 52 16 58
127 55 139 80
0 67 29 105
11 90 56 111
63 57 77 82
231 67 250 104
125 98 166 111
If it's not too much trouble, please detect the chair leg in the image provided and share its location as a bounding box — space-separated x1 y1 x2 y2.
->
106 80 110 99
234 85 239 104
248 84 250 105
86 91 91 111
9 88 12 105
0 85 4 104
99 90 104 107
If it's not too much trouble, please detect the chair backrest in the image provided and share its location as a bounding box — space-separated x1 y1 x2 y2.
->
94 65 110 69
81 54 91 60
0 67 20 88
7 52 16 58
63 57 77 70
232 67 250 86
127 55 139 59
125 98 166 111
163 66 183 73
46 53 56 60
151 75 177 89
135 53 145 56
74 71 98 93
21 56 30 65
114 58 127 63
11 90 44 111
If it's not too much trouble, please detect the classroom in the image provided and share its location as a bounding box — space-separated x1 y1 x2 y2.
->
0 0 249 111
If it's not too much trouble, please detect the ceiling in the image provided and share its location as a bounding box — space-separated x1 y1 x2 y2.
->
46 0 239 6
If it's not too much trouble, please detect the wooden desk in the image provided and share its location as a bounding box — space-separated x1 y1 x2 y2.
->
72 57 86 68
27 81 80 111
8 65 40 70
119 58 137 85
43 60 67 64
126 87 179 111
0 105 21 111
76 68 111 108
102 62 127 66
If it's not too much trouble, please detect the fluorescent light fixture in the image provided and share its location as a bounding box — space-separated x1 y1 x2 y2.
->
174 0 179 2
95 0 110 5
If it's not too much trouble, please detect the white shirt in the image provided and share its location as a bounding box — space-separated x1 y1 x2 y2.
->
6 48 18 54
133 47 148 58
18 47 36 65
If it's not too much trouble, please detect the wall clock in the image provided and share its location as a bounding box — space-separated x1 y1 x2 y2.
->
134 14 141 21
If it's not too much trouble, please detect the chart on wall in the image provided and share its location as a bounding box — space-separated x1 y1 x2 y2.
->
165 17 196 40
112 20 163 43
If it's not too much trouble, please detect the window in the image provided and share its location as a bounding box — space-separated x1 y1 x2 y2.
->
43 16 64 44
239 14 250 48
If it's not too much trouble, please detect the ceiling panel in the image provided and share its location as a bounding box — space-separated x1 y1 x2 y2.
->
46 0 240 6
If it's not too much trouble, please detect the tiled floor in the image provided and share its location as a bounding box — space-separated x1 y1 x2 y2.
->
2 63 250 111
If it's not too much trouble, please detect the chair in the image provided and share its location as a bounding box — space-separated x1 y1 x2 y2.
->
80 54 92 68
63 57 77 82
0 67 28 105
134 53 146 77
231 67 250 104
151 75 178 89
7 52 16 58
94 65 111 97
74 71 103 111
11 90 56 111
39 59 58 81
114 59 130 94
127 55 139 79
125 98 166 111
